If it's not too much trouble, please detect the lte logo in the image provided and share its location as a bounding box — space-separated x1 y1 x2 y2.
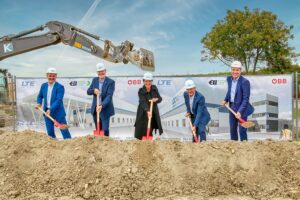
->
272 78 287 84
157 80 171 86
22 80 35 86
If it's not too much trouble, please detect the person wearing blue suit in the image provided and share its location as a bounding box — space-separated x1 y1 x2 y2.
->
222 61 254 141
35 68 71 139
87 63 115 136
184 80 211 142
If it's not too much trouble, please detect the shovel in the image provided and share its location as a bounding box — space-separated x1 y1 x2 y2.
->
37 107 70 130
142 100 154 141
94 93 105 136
186 115 198 143
224 103 255 128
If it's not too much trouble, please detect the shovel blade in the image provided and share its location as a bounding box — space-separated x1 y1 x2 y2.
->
240 121 255 128
193 135 198 143
142 129 152 140
54 121 70 130
93 121 105 136
142 136 153 140
93 130 105 136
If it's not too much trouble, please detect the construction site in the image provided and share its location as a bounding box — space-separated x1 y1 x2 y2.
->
1 1 300 200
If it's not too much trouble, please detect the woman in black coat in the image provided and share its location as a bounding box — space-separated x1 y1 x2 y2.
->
134 73 163 140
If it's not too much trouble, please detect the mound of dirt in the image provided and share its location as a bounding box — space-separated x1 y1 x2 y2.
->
0 131 300 200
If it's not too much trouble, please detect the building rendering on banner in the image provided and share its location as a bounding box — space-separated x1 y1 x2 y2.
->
17 93 137 130
158 90 288 135
249 93 280 132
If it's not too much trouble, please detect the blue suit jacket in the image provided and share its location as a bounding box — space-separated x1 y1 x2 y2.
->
87 77 115 118
36 82 66 119
184 91 211 131
224 75 254 116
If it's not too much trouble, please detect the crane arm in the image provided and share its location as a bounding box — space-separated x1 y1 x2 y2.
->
0 21 155 71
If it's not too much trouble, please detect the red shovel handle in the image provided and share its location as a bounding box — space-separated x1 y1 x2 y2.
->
54 120 60 127
193 134 198 143
238 118 246 123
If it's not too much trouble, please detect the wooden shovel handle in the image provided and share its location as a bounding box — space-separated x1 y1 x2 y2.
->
186 116 196 136
224 103 237 115
37 107 56 122
224 103 247 124
147 100 154 129
96 93 100 124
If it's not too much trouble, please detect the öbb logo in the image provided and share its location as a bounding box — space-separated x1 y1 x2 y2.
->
128 80 141 85
272 78 287 84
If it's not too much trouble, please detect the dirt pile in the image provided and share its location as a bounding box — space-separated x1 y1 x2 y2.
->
0 131 300 200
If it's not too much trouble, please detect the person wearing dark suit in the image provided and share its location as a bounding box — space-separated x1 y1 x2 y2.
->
222 61 254 141
184 80 211 142
87 63 115 136
134 72 163 140
35 68 71 139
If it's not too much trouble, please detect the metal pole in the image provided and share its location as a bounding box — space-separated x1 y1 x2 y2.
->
296 72 299 140
12 76 16 132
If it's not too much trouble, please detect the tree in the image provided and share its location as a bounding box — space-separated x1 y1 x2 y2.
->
0 68 8 75
201 7 298 73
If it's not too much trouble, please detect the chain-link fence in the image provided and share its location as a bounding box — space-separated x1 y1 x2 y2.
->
0 72 16 132
294 72 300 141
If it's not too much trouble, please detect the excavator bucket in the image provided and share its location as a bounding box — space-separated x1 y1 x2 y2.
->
128 48 155 71
138 48 155 71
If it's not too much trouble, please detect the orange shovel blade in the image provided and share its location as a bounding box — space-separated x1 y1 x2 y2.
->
142 128 152 140
93 130 105 136
54 121 70 130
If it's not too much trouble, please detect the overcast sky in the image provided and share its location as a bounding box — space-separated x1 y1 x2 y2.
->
1 0 300 77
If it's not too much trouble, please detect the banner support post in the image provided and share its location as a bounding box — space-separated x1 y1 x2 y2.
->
296 72 299 140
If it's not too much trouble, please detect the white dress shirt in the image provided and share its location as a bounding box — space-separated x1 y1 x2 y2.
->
189 94 195 114
47 82 55 109
230 77 239 103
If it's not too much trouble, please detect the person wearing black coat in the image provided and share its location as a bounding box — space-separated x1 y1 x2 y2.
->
134 72 163 140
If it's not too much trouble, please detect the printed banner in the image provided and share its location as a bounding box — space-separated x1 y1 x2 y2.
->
16 75 293 140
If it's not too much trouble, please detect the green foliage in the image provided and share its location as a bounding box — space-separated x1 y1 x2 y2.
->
0 68 8 74
201 7 298 73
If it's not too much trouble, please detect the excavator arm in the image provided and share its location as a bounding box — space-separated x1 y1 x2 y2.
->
0 21 155 71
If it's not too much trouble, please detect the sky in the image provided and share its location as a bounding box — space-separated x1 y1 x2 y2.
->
0 0 300 77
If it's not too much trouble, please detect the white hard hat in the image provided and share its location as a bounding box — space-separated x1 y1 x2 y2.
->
143 72 153 81
46 67 57 74
96 62 106 71
231 60 242 69
185 80 196 89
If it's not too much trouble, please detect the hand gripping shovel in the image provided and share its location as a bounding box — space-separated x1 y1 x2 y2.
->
186 115 198 143
224 104 255 128
94 93 104 136
37 107 70 130
142 100 154 141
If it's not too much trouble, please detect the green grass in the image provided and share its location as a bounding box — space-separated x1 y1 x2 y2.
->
293 137 300 142
293 109 300 118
